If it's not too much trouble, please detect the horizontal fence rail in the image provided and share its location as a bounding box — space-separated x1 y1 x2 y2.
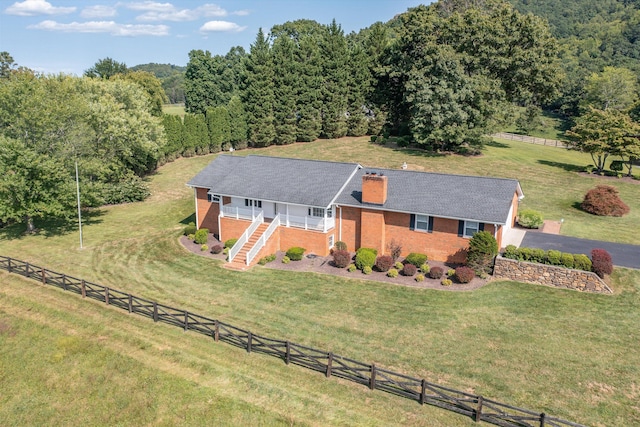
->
0 255 585 427
492 132 569 148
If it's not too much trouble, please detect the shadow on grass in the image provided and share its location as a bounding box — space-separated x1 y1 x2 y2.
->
180 213 196 226
538 159 584 173
390 146 447 159
485 140 510 148
0 210 106 241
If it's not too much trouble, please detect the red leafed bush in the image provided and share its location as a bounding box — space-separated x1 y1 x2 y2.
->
591 248 613 278
375 255 394 272
429 266 444 279
581 185 630 217
332 250 351 268
455 266 475 283
402 263 417 276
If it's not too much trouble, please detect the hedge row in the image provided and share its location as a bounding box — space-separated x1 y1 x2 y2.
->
502 245 592 272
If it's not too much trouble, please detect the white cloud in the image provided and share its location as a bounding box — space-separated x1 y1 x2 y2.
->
5 0 75 16
231 9 250 16
29 20 169 36
81 5 118 19
200 20 246 33
122 1 228 22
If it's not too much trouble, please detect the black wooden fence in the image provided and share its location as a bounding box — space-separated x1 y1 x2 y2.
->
0 255 586 427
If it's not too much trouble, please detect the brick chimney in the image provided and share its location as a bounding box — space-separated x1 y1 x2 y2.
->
361 172 388 205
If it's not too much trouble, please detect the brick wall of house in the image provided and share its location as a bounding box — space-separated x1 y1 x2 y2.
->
219 217 251 243
337 206 361 251
360 209 385 252
280 226 331 256
251 229 281 265
195 187 219 235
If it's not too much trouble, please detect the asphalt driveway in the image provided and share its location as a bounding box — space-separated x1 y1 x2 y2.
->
520 232 640 269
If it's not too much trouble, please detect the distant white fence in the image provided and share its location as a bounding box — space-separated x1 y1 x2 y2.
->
493 132 568 148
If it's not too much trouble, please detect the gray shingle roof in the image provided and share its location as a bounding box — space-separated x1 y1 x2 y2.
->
335 168 522 225
188 155 522 225
187 155 361 207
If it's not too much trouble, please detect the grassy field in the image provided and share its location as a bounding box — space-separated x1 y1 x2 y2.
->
162 103 186 117
1 137 640 426
503 108 570 141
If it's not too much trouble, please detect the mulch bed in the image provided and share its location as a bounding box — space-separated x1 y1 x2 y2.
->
179 234 488 291
578 171 639 185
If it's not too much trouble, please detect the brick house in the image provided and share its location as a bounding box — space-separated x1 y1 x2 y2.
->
187 155 524 268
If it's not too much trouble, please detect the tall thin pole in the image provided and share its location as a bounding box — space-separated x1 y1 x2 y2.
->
75 160 83 249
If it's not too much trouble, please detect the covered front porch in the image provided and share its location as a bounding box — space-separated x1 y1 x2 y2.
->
219 201 335 233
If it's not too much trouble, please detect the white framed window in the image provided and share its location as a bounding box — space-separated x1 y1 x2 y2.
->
245 199 262 208
208 194 220 203
464 221 479 238
415 214 429 231
328 234 335 248
309 207 325 217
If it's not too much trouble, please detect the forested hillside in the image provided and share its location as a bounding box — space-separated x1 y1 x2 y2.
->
130 63 186 104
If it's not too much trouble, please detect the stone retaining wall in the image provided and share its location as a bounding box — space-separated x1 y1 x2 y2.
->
493 256 612 294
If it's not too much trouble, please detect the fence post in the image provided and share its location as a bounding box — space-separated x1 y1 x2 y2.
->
104 287 109 304
326 352 333 378
184 310 189 331
540 413 546 427
153 302 158 322
8 258 12 273
62 274 67 291
41 268 46 285
25 262 29 276
475 396 483 422
214 320 219 341
285 341 291 365
420 379 426 405
247 332 252 353
81 280 86 298
370 364 376 390
128 295 133 313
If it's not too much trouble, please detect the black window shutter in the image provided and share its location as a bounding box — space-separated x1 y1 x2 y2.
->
457 221 464 237
409 214 415 230
479 223 485 232
428 216 434 233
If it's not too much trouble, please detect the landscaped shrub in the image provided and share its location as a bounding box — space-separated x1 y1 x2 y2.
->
347 263 357 272
530 248 545 263
420 263 430 274
455 266 475 284
395 261 404 270
387 268 399 278
194 228 208 245
573 254 592 271
211 244 223 254
429 266 444 279
223 247 229 255
503 244 518 259
581 185 630 217
610 160 624 173
447 269 456 277
286 247 306 261
560 253 575 269
591 248 613 278
387 240 402 261
224 238 238 248
335 241 347 251
467 231 498 274
415 274 425 282
375 255 394 272
517 209 544 229
187 233 195 241
200 244 208 252
332 250 351 268
404 253 428 267
183 222 197 236
441 278 452 286
362 265 373 275
546 250 562 266
355 248 377 270
282 256 290 264
258 254 276 265
402 263 417 277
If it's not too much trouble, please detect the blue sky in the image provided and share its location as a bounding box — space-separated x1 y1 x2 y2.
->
1 0 432 76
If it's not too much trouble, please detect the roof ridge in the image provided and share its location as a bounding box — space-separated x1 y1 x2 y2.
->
359 165 519 183
244 154 361 168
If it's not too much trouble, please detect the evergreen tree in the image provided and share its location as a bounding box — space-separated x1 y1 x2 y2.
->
243 28 276 147
320 20 349 138
227 95 248 149
206 106 230 152
161 114 184 160
183 113 208 156
272 35 298 144
295 34 323 141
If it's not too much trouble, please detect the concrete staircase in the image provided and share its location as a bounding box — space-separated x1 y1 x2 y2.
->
225 223 270 270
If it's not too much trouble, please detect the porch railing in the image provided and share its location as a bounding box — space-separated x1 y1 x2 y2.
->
246 214 281 266
282 214 335 232
221 205 262 221
228 211 263 263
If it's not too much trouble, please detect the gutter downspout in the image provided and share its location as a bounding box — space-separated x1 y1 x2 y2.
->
194 188 199 230
337 205 342 241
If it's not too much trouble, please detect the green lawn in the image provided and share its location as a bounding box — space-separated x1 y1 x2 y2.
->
162 103 186 117
1 137 640 426
502 108 570 141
